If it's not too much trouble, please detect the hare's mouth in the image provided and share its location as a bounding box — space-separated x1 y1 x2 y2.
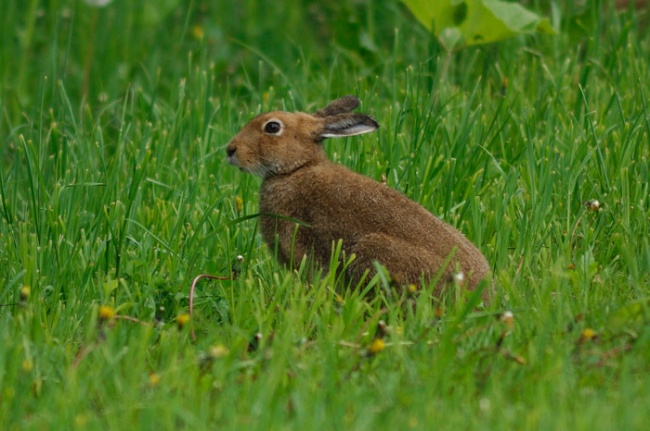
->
227 153 240 167
228 157 268 178
243 164 273 178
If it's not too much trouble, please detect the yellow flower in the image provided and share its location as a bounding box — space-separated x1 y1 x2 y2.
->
235 196 243 213
176 314 190 330
580 328 597 342
367 338 386 355
19 285 31 301
98 305 115 322
191 25 204 40
148 372 161 386
209 344 229 359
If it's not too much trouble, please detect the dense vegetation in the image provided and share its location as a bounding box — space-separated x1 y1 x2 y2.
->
1 1 648 429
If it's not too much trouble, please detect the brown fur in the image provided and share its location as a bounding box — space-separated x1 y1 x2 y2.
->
226 96 492 302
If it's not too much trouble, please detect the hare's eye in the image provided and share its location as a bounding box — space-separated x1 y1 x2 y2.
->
263 120 282 135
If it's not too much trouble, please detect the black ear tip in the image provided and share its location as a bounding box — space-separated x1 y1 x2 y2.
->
359 114 379 130
339 95 361 111
314 95 364 118
340 95 360 105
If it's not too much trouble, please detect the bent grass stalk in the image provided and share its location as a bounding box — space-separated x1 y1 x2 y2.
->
188 272 235 341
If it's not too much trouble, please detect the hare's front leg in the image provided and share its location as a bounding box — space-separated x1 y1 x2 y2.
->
261 217 312 270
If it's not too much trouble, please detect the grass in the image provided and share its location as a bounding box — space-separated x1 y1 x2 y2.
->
1 0 649 429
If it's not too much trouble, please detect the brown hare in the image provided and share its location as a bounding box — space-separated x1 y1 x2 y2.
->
226 96 491 301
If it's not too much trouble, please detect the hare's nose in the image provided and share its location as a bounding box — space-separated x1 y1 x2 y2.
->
226 146 236 157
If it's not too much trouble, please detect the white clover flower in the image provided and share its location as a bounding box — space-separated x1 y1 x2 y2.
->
84 0 114 7
501 310 515 328
583 199 601 211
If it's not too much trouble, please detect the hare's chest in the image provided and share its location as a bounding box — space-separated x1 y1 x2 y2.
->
260 180 300 216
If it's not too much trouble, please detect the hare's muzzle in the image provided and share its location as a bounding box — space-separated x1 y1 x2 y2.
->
226 144 239 167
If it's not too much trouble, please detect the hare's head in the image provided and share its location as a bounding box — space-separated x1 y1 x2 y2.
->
226 96 379 178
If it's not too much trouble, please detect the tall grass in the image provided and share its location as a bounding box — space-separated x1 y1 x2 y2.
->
1 0 649 430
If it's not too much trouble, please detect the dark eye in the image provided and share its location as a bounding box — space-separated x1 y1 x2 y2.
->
264 121 282 134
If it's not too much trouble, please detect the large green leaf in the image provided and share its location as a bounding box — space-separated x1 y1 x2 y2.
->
402 0 556 51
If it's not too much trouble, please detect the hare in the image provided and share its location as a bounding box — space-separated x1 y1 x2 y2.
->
226 96 491 301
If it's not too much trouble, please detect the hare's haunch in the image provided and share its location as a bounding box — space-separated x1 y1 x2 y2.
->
226 96 491 301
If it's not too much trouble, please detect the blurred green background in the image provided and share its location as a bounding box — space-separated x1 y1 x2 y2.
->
2 0 409 113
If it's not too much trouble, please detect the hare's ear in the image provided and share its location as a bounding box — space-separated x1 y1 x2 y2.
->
320 113 379 139
313 95 361 118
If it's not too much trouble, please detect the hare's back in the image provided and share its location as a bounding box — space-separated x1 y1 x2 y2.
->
285 163 463 247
